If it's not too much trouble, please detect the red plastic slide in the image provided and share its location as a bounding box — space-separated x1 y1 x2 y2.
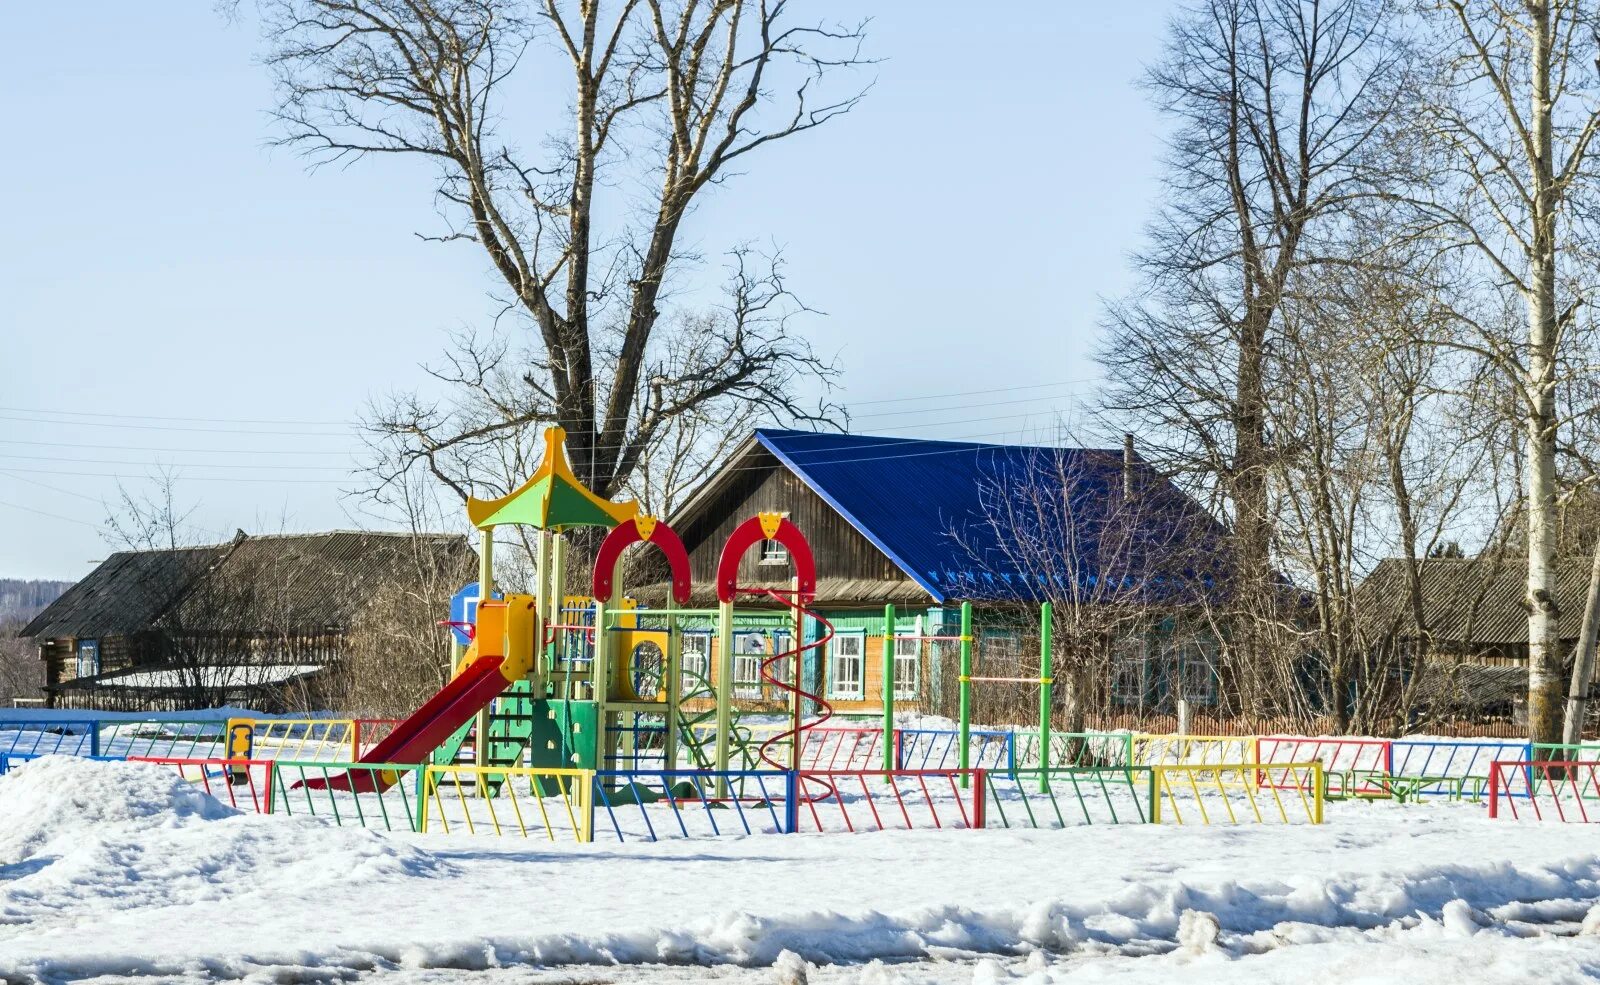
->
297 656 511 793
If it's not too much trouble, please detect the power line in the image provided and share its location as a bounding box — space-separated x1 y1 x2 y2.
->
0 377 1097 434
0 468 111 504
0 415 355 438
0 453 352 471
846 378 1098 407
850 393 1085 421
0 406 352 427
0 498 100 529
0 438 361 456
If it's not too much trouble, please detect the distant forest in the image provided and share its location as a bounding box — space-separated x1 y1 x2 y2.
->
0 579 72 622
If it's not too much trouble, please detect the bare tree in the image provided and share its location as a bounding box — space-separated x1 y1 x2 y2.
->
958 440 1229 732
258 0 866 508
102 467 201 551
1392 0 1600 743
1099 0 1407 676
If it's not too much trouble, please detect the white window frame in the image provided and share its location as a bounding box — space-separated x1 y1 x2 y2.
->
1111 636 1148 708
76 639 100 679
680 631 712 695
1175 637 1218 705
828 631 865 700
765 632 795 690
733 632 767 700
758 539 789 566
893 634 920 699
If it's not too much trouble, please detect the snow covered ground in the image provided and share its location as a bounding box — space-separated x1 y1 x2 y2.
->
5 757 1600 984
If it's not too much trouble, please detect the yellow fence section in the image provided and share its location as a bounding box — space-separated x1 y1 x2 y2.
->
1133 734 1257 768
232 718 359 761
1151 762 1323 825
420 765 594 842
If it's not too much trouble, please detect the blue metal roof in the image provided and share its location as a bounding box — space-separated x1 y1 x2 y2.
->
754 430 1228 605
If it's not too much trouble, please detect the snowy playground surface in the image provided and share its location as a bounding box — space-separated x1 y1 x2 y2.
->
5 758 1600 984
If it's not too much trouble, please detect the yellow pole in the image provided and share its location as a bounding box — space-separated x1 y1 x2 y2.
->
715 598 734 795
475 527 494 770
665 593 682 771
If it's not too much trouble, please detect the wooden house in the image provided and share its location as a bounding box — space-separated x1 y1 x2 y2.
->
643 430 1228 719
20 530 476 711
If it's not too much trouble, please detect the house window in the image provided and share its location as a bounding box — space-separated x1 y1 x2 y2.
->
766 633 794 690
75 639 100 679
1173 637 1218 705
828 631 865 700
733 633 768 699
759 539 789 566
1112 636 1149 707
893 635 920 699
681 632 712 695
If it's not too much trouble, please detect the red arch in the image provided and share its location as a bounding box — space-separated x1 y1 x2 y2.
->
715 514 817 602
592 518 692 604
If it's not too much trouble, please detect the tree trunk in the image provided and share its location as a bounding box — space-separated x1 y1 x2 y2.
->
1525 0 1564 746
1561 534 1600 745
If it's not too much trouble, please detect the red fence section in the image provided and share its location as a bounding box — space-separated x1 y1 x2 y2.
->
797 727 886 771
129 756 274 813
1256 736 1391 791
794 769 984 833
1489 761 1600 822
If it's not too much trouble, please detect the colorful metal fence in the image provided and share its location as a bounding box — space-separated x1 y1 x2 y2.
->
591 769 794 841
1257 736 1391 793
1489 761 1600 821
1134 734 1257 767
128 756 275 813
984 766 1151 828
1388 739 1529 798
239 718 359 761
1150 762 1323 825
794 769 983 834
0 720 101 757
899 728 1015 771
268 760 426 832
420 764 593 840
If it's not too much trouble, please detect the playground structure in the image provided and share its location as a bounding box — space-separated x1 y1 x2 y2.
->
296 427 833 794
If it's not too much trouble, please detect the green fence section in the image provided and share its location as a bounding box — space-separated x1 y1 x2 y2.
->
1010 731 1135 770
267 760 427 832
98 718 229 758
984 765 1152 828
1527 745 1600 799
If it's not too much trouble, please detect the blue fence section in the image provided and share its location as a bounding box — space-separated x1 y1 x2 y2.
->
896 728 1015 772
1388 739 1531 798
590 769 795 841
0 720 101 757
0 752 124 775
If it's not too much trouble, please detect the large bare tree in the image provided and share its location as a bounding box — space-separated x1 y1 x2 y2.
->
259 0 866 506
1396 0 1600 743
1099 0 1406 675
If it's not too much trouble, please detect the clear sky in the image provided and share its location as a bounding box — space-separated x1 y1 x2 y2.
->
1 4 1176 581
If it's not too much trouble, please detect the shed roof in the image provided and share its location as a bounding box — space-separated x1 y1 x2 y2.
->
1359 555 1595 646
682 430 1228 605
22 531 477 640
20 545 228 640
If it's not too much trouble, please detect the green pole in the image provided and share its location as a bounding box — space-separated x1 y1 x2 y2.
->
1039 601 1053 793
958 601 973 789
882 603 896 772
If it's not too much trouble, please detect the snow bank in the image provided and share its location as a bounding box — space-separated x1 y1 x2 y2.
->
0 755 238 865
4 759 1600 982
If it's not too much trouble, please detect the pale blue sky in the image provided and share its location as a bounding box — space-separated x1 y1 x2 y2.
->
1 4 1176 580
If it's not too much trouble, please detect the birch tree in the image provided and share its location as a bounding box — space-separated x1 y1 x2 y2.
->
1401 0 1600 743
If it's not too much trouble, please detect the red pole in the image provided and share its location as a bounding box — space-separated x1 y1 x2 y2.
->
1488 763 1500 819
972 769 986 829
